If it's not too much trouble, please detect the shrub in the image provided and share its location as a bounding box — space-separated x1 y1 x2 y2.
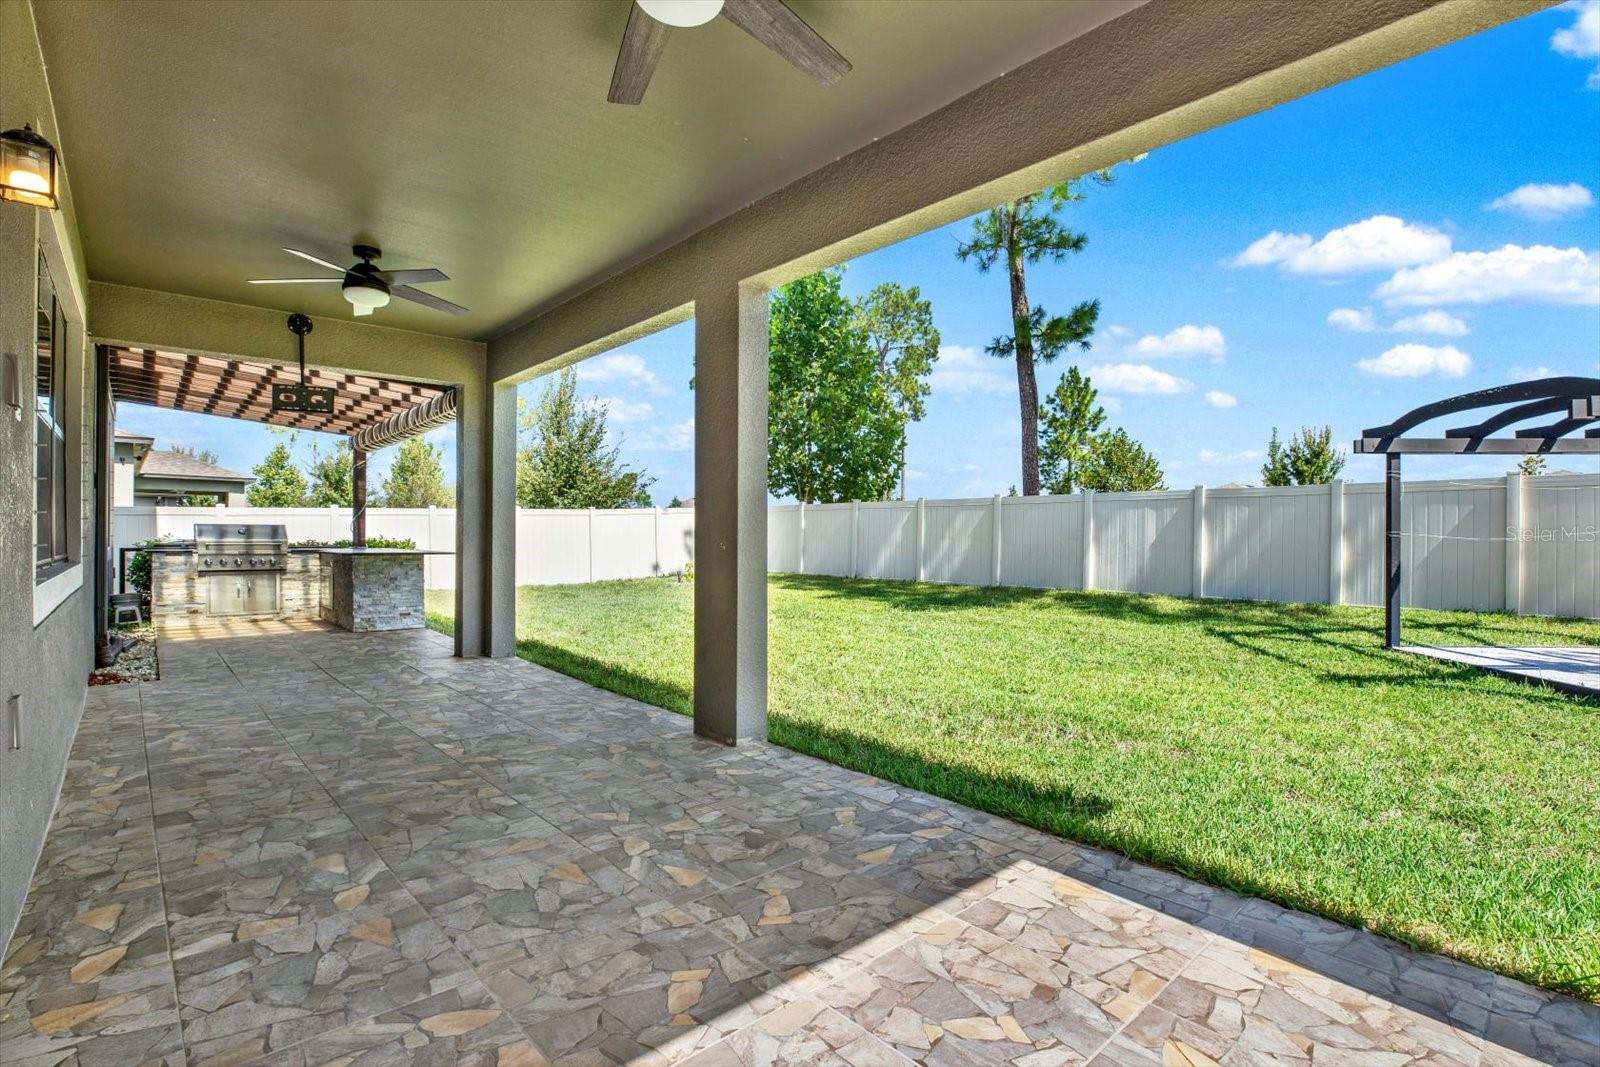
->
292 536 417 549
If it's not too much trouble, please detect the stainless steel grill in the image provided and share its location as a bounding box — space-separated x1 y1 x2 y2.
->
193 524 288 616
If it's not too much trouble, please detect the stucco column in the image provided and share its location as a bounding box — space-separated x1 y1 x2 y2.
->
693 281 768 743
456 372 517 658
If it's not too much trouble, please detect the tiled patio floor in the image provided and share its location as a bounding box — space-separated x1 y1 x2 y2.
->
3 622 1596 1066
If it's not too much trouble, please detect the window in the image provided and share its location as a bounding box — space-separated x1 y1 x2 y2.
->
35 251 68 576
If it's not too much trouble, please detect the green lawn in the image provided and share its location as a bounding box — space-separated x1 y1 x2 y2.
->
426 575 1600 998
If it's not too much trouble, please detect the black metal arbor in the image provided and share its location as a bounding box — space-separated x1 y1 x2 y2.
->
1354 376 1600 649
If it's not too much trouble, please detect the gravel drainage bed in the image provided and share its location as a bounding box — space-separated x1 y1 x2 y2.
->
90 624 158 684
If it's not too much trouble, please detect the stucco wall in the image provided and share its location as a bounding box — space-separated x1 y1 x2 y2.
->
0 1 97 956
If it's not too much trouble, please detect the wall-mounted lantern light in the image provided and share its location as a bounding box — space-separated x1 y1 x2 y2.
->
0 124 60 210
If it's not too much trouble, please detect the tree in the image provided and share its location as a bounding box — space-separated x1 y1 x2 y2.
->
380 435 454 508
247 441 308 507
1038 366 1106 495
853 283 940 499
768 270 903 503
305 439 354 507
1516 454 1548 477
957 171 1113 495
1261 428 1293 487
1079 429 1165 492
1263 426 1345 486
168 444 223 505
515 368 653 508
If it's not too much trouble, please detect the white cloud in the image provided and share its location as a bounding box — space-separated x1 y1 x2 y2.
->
575 353 667 395
1510 365 1554 382
1204 390 1238 408
929 344 1011 395
1486 182 1595 221
1551 1 1600 86
1326 307 1376 332
1128 324 1227 359
632 417 695 452
1374 244 1600 306
1356 343 1472 379
1103 324 1131 339
583 396 654 423
1232 215 1451 274
1088 362 1194 395
1390 309 1470 336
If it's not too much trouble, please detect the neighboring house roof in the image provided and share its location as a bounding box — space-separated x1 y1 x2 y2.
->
114 428 154 444
138 450 253 484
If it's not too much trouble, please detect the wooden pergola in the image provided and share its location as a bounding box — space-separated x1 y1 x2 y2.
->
1353 376 1600 649
107 345 457 544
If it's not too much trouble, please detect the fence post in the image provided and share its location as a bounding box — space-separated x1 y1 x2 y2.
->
850 500 861 578
653 506 661 576
797 501 806 574
587 507 595 582
1504 472 1523 614
1191 485 1206 599
916 498 926 582
1081 491 1095 591
1328 480 1344 605
991 495 1003 586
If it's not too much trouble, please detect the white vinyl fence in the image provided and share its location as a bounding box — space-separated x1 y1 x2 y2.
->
113 473 1599 619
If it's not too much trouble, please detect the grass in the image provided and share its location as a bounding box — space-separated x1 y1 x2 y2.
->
426 575 1600 999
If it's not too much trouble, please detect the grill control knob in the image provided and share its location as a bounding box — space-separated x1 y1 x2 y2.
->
203 557 213 566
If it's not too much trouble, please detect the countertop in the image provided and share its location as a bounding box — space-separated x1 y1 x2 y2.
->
298 547 453 556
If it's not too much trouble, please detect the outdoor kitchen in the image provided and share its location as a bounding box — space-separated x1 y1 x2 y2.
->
148 523 443 632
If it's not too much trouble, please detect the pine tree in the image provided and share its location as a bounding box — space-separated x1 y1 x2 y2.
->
379 436 454 508
246 441 308 507
1261 428 1293 487
516 369 654 508
956 171 1115 495
1038 366 1106 495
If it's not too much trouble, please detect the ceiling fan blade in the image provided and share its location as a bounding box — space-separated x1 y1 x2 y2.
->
378 268 449 285
720 0 849 83
247 277 344 285
282 247 348 273
393 285 469 316
352 304 375 317
608 3 669 105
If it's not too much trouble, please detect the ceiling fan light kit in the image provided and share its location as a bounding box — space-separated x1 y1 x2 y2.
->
638 0 723 28
247 243 468 319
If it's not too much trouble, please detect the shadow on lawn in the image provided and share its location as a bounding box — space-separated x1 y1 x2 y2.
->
773 574 1597 707
513 635 1114 824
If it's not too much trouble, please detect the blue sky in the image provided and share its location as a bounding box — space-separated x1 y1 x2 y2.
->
121 3 1599 502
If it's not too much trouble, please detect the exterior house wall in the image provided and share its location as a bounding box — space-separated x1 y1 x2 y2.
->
0 0 97 955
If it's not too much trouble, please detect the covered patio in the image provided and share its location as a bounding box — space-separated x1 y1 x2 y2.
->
6 1 1599 1064
4 622 1591 1065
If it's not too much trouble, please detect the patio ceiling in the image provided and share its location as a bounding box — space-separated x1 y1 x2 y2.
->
106 346 453 438
31 0 1140 340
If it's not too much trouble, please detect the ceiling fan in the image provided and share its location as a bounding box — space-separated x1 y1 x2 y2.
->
247 245 468 318
609 0 850 105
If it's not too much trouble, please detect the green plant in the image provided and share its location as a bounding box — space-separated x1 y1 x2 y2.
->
125 535 169 600
291 536 416 549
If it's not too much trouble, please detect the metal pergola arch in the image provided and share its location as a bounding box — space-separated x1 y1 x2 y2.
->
1352 376 1600 649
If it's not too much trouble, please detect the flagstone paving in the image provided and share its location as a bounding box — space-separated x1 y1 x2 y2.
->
3 621 1596 1066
